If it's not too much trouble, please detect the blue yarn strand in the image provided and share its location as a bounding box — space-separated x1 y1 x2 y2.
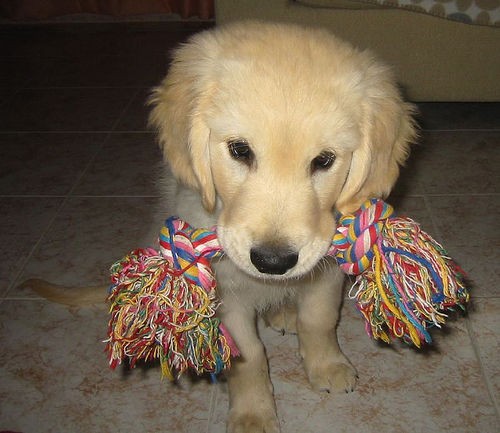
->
383 258 432 343
383 246 445 295
165 217 182 270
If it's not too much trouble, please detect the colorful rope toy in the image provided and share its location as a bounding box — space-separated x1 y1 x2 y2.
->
105 198 469 379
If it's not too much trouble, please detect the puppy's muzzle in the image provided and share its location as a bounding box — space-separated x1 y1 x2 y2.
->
250 245 299 275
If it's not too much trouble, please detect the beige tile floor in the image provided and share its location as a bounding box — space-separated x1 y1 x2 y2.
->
0 23 498 433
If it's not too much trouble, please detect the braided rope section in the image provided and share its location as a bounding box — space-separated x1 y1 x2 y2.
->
105 219 237 380
159 218 222 288
331 199 394 274
329 199 469 347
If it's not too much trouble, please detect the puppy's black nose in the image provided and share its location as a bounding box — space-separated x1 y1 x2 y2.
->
250 246 299 275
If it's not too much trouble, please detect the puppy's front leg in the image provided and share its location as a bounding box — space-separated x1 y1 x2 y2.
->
297 264 358 393
219 302 280 433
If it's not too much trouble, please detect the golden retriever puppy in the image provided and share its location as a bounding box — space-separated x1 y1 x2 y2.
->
148 21 416 433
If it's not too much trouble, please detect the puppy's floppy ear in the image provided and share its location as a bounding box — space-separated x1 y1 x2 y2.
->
336 71 417 214
148 37 217 212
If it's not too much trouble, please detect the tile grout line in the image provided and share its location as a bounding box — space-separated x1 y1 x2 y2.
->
464 316 500 419
398 192 500 198
421 181 500 419
0 130 151 134
3 88 142 299
2 197 69 300
206 382 218 433
3 85 154 90
207 382 224 433
419 128 500 133
1 134 110 298
0 194 161 198
63 87 142 197
422 186 500 419
0 82 154 269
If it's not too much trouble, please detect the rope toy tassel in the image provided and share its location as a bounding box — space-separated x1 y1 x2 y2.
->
105 220 238 380
105 199 470 379
330 198 469 347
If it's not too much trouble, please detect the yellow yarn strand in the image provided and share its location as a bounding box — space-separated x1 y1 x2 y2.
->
373 246 422 348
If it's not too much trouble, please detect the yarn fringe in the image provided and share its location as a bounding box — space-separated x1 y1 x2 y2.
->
105 248 234 379
346 215 469 347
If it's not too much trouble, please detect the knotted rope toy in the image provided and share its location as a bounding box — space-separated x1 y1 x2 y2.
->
105 198 469 379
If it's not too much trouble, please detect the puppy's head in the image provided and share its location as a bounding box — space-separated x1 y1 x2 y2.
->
149 22 416 280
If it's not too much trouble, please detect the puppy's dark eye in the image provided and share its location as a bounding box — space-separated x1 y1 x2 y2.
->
311 151 336 172
228 139 253 164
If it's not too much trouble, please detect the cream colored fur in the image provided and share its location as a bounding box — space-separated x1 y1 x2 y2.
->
26 21 416 433
148 21 416 433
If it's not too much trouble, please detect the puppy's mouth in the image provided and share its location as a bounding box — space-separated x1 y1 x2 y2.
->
217 227 330 280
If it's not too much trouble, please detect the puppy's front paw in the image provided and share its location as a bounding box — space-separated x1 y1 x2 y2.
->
306 360 358 394
227 410 280 433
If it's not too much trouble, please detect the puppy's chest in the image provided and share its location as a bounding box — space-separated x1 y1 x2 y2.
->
213 258 299 311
